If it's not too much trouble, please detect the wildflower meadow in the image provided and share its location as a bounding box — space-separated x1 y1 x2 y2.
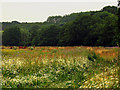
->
1 46 119 88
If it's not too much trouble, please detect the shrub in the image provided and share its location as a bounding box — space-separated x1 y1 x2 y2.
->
29 46 34 50
87 52 99 62
13 46 17 50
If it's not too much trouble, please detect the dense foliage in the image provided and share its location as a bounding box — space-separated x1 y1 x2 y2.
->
2 6 119 46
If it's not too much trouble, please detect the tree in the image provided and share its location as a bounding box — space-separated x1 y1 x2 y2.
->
59 14 96 46
0 31 2 46
29 25 40 46
38 25 60 46
95 12 118 46
102 6 117 15
58 22 73 46
47 16 62 24
2 26 21 46
20 28 31 46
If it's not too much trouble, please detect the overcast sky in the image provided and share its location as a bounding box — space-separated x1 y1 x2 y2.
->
0 0 118 22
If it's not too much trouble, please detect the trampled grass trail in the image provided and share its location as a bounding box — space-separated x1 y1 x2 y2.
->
1 46 119 88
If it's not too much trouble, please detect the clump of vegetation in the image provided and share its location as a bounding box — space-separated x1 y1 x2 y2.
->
29 46 34 50
51 49 57 53
13 46 17 50
87 52 99 62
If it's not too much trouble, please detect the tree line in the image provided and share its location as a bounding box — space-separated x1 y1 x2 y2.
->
2 6 120 46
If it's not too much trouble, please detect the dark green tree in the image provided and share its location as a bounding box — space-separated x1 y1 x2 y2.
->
29 25 40 46
2 26 21 46
102 6 117 14
38 25 60 46
20 28 31 46
58 22 73 46
95 12 118 46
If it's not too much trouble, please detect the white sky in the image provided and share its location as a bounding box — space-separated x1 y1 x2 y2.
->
0 0 118 22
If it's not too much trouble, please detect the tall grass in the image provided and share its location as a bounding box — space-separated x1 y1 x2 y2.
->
2 46 119 88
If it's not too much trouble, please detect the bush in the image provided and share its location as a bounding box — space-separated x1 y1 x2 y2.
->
29 46 34 50
87 52 99 62
13 46 17 50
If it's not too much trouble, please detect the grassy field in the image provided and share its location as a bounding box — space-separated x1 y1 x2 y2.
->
1 46 119 88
